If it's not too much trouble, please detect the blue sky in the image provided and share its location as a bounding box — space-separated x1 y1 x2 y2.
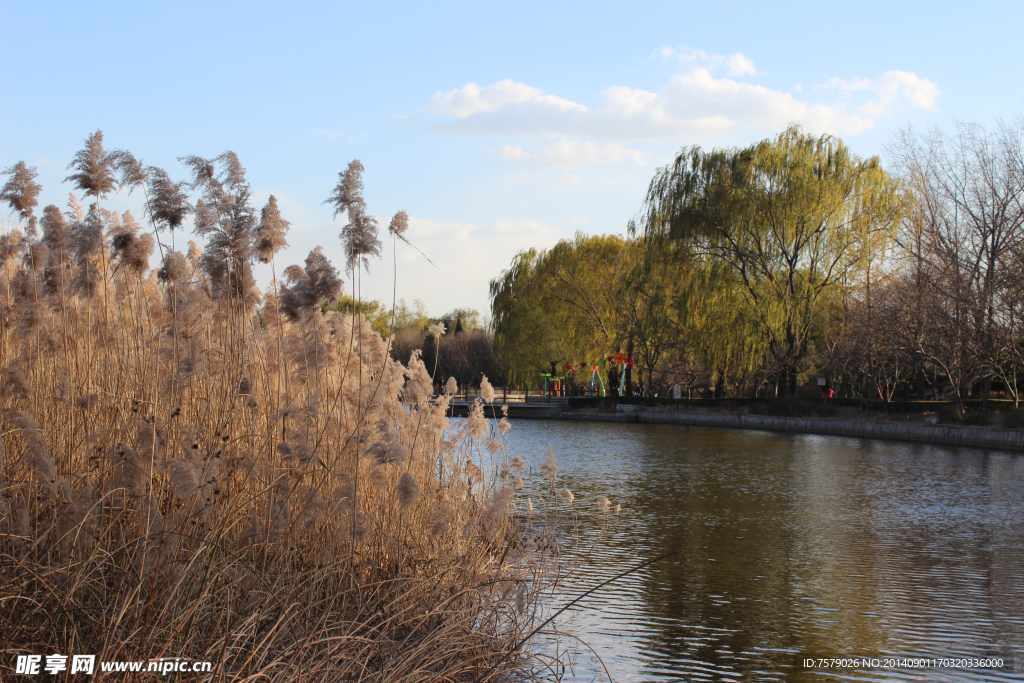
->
2 0 1021 317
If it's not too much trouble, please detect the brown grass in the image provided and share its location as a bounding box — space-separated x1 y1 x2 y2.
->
0 223 553 681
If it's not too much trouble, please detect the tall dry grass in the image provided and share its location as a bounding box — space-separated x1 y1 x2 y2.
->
0 216 554 681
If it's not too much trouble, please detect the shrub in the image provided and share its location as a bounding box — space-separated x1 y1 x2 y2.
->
1002 408 1024 429
937 404 964 424
961 411 994 426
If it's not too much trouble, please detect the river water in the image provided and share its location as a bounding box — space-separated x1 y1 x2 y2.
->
506 419 1024 682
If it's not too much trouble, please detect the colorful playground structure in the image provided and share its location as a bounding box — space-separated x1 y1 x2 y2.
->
538 352 634 397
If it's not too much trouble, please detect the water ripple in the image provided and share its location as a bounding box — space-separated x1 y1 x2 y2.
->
505 419 1024 682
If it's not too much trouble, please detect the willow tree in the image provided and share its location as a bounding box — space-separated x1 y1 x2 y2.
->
490 234 631 390
490 249 560 388
535 233 629 351
635 125 903 395
616 236 681 395
633 247 768 397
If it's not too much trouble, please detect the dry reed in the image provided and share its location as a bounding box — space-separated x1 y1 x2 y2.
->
0 207 557 680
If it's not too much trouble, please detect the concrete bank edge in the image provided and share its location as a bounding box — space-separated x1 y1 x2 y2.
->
508 408 1024 452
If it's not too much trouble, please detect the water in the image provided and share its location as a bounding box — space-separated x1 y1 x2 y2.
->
504 419 1024 682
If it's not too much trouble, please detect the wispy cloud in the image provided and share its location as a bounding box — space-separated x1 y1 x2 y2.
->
382 115 418 129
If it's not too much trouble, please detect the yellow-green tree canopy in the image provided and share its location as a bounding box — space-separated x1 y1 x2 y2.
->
490 234 632 387
634 125 903 394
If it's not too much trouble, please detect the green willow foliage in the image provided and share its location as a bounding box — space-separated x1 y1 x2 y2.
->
490 235 632 389
492 126 904 397
636 125 903 395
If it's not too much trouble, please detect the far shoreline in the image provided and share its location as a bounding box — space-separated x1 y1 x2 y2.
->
448 397 1024 453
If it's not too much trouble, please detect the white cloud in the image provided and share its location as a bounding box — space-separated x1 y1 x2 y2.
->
487 140 647 167
560 174 581 184
816 70 940 116
865 70 940 114
429 79 586 118
489 145 528 161
428 64 939 142
430 69 873 140
655 46 759 76
726 53 757 77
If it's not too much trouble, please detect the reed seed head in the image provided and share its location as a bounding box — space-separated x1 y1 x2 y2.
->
397 471 420 509
388 210 409 238
1 367 32 401
480 374 495 403
255 195 290 263
158 251 189 284
540 445 558 484
76 394 98 411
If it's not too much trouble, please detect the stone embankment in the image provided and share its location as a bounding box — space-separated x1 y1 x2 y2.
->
455 400 1024 452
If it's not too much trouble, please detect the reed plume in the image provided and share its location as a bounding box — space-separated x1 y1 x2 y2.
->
1 161 41 221
0 134 562 683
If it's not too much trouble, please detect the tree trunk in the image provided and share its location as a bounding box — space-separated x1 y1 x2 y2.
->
625 338 634 397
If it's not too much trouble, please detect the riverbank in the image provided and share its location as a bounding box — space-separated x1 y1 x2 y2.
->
454 400 1024 452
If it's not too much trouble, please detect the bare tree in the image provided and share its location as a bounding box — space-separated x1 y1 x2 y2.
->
891 121 1024 405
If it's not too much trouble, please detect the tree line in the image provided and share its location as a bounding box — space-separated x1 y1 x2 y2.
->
490 121 1024 406
324 295 499 392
